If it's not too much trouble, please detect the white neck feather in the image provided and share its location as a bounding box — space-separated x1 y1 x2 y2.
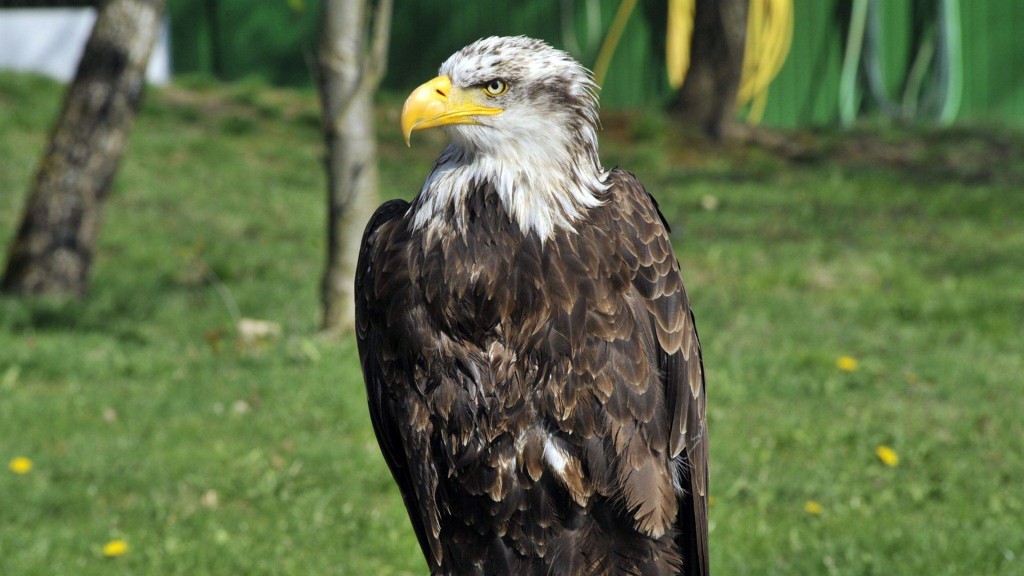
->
411 116 608 242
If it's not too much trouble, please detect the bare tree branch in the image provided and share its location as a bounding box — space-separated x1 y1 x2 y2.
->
367 0 394 85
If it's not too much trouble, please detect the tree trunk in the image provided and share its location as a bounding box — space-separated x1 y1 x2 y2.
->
317 0 392 333
672 0 747 139
1 0 167 296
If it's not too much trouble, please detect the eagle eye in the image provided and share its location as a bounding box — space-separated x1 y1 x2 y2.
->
482 79 509 97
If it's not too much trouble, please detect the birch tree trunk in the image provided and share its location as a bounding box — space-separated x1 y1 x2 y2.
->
317 0 392 333
1 0 167 296
672 0 747 139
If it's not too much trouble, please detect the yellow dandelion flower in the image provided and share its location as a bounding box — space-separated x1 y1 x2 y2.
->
9 457 32 474
876 445 899 467
803 500 823 515
708 496 717 506
102 539 129 558
836 356 859 372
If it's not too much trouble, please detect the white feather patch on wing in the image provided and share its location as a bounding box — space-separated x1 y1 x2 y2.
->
542 435 592 506
543 437 570 475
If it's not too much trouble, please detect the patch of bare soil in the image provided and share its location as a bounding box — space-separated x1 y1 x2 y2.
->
740 124 1024 185
601 109 1024 185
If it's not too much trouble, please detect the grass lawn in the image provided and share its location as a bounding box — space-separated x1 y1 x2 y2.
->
1 72 1022 575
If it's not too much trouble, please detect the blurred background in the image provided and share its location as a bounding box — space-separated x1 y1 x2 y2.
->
6 1 1024 123
1 1 1022 574
167 0 1024 125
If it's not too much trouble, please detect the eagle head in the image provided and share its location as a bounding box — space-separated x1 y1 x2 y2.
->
402 36 599 158
402 36 607 241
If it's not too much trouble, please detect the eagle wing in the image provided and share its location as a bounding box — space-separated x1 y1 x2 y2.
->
354 199 438 565
610 169 709 576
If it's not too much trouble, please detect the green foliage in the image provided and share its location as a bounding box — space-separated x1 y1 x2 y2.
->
1 72 1023 574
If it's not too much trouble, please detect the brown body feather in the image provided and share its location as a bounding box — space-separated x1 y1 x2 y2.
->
356 169 708 576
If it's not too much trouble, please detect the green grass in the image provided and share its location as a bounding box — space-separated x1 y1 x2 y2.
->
1 72 1023 575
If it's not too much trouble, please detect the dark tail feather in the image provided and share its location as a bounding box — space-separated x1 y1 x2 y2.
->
675 482 709 576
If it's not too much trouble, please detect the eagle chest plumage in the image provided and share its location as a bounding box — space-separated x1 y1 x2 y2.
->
356 36 707 576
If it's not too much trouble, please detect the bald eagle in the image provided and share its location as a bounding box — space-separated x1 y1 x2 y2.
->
356 36 708 576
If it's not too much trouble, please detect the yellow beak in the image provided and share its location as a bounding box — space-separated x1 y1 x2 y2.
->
400 75 503 146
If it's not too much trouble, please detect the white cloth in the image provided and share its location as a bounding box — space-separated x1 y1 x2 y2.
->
0 8 170 84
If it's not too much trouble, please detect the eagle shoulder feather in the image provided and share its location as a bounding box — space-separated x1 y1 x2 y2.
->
607 169 709 576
